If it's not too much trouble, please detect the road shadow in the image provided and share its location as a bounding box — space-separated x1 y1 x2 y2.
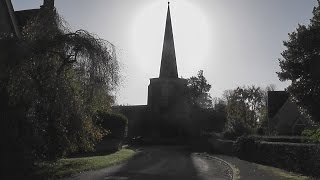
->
104 146 205 180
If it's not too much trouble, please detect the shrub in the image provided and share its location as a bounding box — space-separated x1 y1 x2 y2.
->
223 120 252 140
233 135 258 161
302 128 320 143
233 136 320 177
95 111 128 140
209 138 234 155
251 135 307 143
256 127 264 135
257 142 320 177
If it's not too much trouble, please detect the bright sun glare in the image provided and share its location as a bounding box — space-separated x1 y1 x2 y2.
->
130 1 212 79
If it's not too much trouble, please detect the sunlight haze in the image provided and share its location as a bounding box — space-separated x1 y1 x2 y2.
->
12 0 317 105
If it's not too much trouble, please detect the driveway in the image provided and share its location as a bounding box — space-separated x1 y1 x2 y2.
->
66 146 232 180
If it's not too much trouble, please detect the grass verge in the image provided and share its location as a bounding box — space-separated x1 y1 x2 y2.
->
257 164 310 180
34 148 135 179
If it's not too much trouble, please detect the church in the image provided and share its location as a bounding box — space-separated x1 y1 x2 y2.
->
114 3 192 141
0 0 220 141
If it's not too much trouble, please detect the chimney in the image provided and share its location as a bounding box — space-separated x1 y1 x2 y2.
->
42 0 54 9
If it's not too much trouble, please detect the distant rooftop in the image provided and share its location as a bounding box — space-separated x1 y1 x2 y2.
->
268 91 289 119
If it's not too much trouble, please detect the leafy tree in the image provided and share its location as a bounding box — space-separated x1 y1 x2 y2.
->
0 6 119 164
212 97 228 131
212 97 227 114
258 84 276 133
277 1 320 122
187 70 213 109
223 86 265 137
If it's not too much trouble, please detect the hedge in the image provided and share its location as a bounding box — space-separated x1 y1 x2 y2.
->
234 136 320 177
250 135 307 143
95 111 128 139
94 111 128 152
209 138 234 155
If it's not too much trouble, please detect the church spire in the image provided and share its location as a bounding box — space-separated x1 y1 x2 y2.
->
159 2 178 78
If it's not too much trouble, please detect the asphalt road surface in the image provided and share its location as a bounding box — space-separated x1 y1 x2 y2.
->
66 146 232 180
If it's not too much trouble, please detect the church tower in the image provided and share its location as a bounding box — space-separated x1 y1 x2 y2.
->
147 2 190 139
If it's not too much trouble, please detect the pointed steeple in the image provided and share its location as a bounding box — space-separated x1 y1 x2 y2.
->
42 0 55 9
159 2 178 78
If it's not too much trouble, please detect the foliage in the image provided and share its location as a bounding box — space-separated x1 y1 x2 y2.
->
223 85 266 137
233 135 258 161
277 1 320 122
258 84 276 132
0 6 119 168
212 97 227 113
234 136 320 177
95 111 128 140
187 70 213 109
223 119 252 140
302 128 320 143
250 135 307 143
209 138 235 155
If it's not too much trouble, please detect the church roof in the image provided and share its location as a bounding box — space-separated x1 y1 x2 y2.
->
0 0 21 38
159 2 178 78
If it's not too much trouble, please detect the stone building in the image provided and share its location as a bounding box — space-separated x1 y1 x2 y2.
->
114 3 192 140
1 1 220 140
0 0 54 116
0 0 55 73
147 3 191 139
0 0 54 38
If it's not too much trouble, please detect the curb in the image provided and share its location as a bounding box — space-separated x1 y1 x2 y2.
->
195 153 239 180
210 156 239 180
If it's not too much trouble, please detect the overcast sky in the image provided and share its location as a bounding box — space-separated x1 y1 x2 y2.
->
12 0 318 105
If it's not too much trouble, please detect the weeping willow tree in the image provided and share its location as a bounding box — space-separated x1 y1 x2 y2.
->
2 8 120 161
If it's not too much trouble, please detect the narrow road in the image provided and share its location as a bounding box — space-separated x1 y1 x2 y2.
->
66 146 232 180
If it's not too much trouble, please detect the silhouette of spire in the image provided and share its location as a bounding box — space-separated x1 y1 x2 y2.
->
159 2 178 78
42 0 55 9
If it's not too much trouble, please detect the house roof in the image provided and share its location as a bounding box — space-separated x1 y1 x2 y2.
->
268 91 289 119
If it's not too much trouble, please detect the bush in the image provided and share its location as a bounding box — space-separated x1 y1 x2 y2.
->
234 136 320 177
251 135 307 143
223 120 252 140
256 127 264 135
257 142 320 177
233 135 258 161
302 128 320 143
209 138 234 155
95 111 128 140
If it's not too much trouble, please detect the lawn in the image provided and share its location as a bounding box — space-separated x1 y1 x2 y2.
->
34 148 136 179
257 164 310 180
